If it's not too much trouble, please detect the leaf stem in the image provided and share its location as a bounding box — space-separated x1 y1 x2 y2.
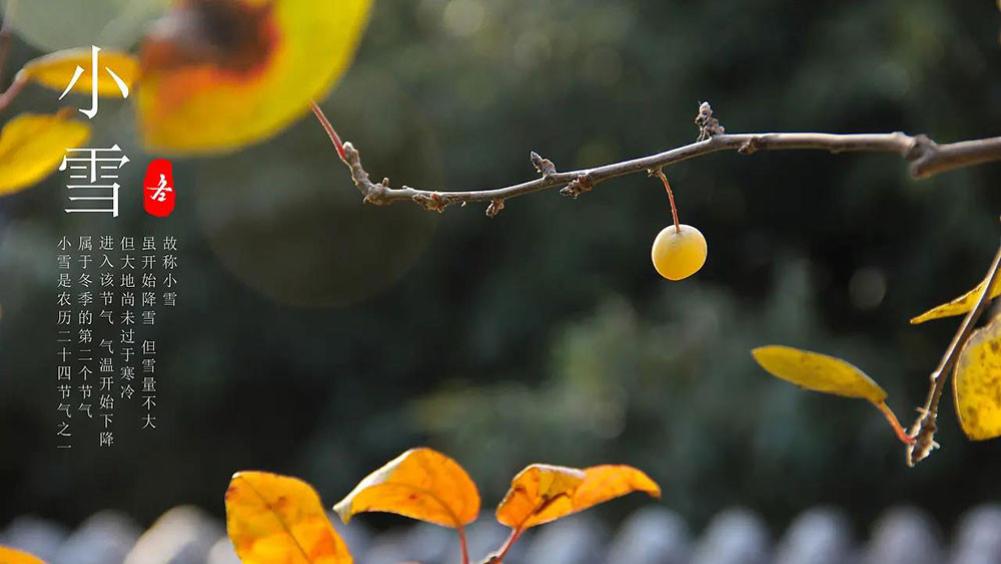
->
493 527 523 564
873 401 914 445
310 100 347 162
458 525 469 564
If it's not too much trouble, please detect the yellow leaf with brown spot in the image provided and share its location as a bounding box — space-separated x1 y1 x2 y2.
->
225 471 352 564
0 546 45 564
0 112 91 196
910 277 1001 324
954 315 1001 440
137 0 372 154
334 448 480 528
496 464 659 530
751 345 887 403
19 48 139 97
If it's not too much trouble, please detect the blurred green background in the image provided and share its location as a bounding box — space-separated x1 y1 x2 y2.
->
1 0 1000 537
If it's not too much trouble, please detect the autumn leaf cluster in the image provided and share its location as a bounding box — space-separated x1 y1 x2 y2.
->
225 448 659 564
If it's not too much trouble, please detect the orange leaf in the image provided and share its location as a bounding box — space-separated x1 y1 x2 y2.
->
0 111 91 196
495 464 584 530
225 471 352 564
19 47 139 97
573 465 662 513
496 463 660 530
137 0 372 153
334 448 480 529
0 546 45 564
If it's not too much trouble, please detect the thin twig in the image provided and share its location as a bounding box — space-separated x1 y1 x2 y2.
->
0 0 17 87
311 102 1001 217
906 237 1001 466
0 71 25 114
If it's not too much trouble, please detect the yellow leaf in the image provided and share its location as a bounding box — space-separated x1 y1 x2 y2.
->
334 448 480 528
0 112 91 196
910 277 1001 324
496 464 660 530
225 471 352 564
137 0 372 154
572 465 661 513
751 345 887 403
752 345 915 444
20 47 139 97
954 315 1001 440
0 546 45 564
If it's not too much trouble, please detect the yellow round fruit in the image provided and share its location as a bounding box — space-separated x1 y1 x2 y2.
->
651 224 707 281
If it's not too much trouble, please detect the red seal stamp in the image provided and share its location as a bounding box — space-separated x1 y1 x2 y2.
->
143 159 175 217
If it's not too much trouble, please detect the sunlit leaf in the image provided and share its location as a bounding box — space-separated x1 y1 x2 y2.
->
495 463 659 530
0 546 45 564
0 111 91 196
495 464 584 530
225 471 352 564
572 465 661 513
751 345 887 403
20 47 139 97
334 448 480 529
910 277 1001 325
954 315 1001 440
137 0 372 153
752 345 914 444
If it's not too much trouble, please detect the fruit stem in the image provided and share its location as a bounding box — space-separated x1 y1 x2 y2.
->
654 169 681 234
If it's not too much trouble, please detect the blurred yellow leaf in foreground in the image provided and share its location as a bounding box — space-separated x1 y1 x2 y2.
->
496 463 660 530
137 0 372 154
225 471 352 564
334 447 480 528
20 48 139 97
0 546 44 564
954 315 1001 440
0 111 90 196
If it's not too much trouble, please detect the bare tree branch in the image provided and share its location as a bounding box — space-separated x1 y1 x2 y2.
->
907 237 1001 466
312 102 1001 216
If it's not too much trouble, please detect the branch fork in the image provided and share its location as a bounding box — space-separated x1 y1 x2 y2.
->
906 237 1001 466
